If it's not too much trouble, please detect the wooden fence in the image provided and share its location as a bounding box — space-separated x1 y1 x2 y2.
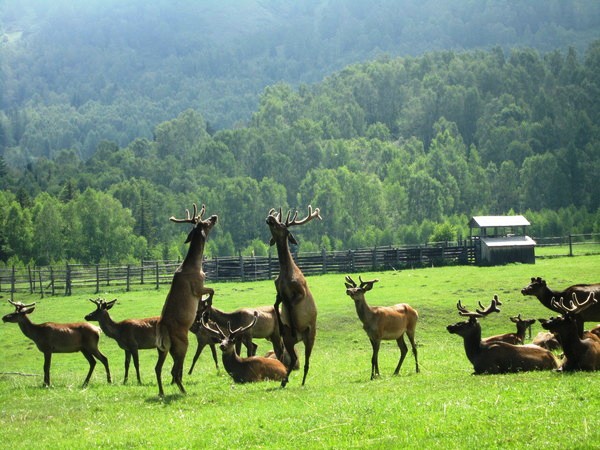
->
0 243 474 298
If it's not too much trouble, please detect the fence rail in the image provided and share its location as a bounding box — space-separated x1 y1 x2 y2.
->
1 233 598 298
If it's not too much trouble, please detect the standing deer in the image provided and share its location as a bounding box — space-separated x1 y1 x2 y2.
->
84 298 159 384
521 277 600 335
155 203 217 397
187 319 220 375
3 300 112 387
266 205 321 387
344 276 419 379
538 293 600 371
482 314 536 345
446 297 558 374
200 312 287 383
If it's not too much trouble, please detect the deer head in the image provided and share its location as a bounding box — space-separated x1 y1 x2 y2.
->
344 275 379 298
200 311 259 354
521 277 546 295
265 205 321 246
84 298 118 321
2 300 36 322
447 296 501 337
170 203 218 244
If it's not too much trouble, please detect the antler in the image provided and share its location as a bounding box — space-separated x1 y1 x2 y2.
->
8 299 36 309
285 205 322 227
456 300 483 318
345 276 357 288
200 311 226 339
552 292 597 315
169 203 206 224
359 276 379 290
476 296 501 316
228 312 259 337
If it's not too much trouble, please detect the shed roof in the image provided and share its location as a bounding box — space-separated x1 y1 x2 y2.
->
481 236 536 247
469 215 530 228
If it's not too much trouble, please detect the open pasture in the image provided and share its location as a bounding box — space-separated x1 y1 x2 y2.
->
1 255 599 448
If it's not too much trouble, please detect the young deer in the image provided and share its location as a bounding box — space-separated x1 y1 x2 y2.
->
344 276 419 379
199 312 287 383
447 297 558 374
155 203 217 397
187 320 219 375
84 298 159 384
266 206 321 387
482 314 536 345
539 293 600 371
3 300 112 387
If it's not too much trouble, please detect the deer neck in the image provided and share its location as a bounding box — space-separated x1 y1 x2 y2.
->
17 315 41 342
182 236 206 271
221 348 244 380
555 322 587 358
537 285 562 311
274 238 297 276
97 311 120 339
354 298 375 324
462 324 484 362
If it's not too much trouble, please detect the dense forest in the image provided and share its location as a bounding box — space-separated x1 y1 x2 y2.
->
0 1 599 266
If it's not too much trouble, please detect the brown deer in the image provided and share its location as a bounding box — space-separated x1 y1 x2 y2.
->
199 311 287 383
482 314 536 345
198 295 284 359
538 293 600 371
155 203 217 397
521 277 600 335
532 331 562 352
446 297 558 374
187 320 219 375
266 205 321 387
344 276 419 379
84 298 159 384
3 300 112 387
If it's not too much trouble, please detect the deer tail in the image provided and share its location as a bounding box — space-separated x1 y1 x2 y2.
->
156 322 170 352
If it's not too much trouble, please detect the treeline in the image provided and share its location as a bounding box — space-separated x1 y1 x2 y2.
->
1 44 600 265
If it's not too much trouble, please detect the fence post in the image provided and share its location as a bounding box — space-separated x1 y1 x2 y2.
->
126 264 131 291
569 234 573 257
38 269 44 298
372 246 377 271
239 251 244 281
28 265 34 294
95 264 100 294
65 263 71 296
140 259 144 285
268 251 272 279
321 248 327 275
50 267 55 296
10 265 15 301
155 261 160 290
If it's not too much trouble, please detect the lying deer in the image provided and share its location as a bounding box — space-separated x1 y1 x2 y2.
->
538 293 600 371
3 300 112 387
84 298 159 384
199 311 287 383
344 276 419 379
446 296 558 374
482 314 536 345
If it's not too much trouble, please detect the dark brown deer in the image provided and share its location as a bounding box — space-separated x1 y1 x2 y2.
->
344 276 419 379
155 203 217 397
3 300 112 387
199 312 287 383
84 298 159 384
538 293 600 371
446 297 558 374
482 314 536 345
198 295 284 359
266 205 321 387
521 277 600 335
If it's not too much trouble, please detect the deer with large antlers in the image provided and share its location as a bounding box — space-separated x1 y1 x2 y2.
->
344 276 419 379
2 300 112 387
266 205 321 387
446 296 558 374
199 312 287 383
155 203 218 397
84 298 159 384
538 293 600 371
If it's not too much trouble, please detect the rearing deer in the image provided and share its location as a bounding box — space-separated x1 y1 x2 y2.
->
155 203 218 397
3 300 112 387
266 205 321 387
344 276 419 379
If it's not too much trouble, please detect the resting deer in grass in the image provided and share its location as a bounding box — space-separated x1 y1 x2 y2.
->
446 296 558 374
85 298 159 384
155 203 217 397
482 314 536 345
521 277 600 336
344 276 419 379
538 293 600 371
2 300 112 387
266 205 321 387
198 295 285 359
199 311 287 383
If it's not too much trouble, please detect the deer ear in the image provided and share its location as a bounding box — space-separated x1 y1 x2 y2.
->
269 237 276 246
106 300 117 310
184 228 195 243
23 306 35 315
288 233 298 246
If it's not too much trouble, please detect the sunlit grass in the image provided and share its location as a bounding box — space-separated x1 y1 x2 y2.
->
1 255 599 448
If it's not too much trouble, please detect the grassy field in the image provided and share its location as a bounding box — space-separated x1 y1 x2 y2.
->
1 255 599 449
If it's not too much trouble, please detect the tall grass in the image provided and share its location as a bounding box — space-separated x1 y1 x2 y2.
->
1 255 599 449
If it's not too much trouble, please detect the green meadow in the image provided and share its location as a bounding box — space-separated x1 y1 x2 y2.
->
1 255 599 449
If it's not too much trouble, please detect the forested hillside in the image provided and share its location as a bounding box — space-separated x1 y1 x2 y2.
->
1 43 599 266
1 0 600 160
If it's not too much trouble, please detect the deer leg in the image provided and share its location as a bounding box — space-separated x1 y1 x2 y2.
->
124 350 131 384
131 348 141 384
81 350 97 388
170 340 187 394
91 348 111 383
209 344 219 370
394 336 408 375
280 325 297 388
301 327 316 386
188 342 205 375
407 332 419 373
43 352 52 387
274 294 284 334
155 348 168 397
370 339 381 380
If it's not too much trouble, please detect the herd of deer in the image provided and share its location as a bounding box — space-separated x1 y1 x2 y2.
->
3 203 600 397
